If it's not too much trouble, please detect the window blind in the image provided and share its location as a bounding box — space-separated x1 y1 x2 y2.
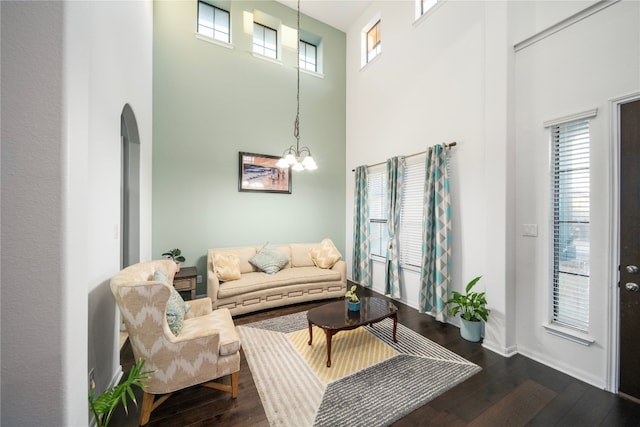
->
399 159 425 268
368 170 387 258
552 118 590 332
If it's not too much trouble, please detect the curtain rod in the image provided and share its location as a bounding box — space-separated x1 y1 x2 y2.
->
351 142 457 172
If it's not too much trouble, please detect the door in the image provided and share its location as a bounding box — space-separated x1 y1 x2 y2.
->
619 98 640 401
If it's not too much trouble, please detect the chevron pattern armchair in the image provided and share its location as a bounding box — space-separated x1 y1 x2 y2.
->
110 259 241 425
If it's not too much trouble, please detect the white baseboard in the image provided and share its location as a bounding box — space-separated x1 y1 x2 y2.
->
482 340 518 358
517 345 605 390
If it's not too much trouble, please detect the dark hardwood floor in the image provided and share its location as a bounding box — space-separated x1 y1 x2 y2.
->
109 286 640 426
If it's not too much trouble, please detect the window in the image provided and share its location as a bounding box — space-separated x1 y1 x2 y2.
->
197 2 230 43
420 0 438 16
368 169 388 258
253 22 277 59
299 40 317 72
551 118 590 332
399 160 425 268
366 20 381 63
368 160 425 267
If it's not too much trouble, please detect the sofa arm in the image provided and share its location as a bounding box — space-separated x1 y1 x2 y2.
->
185 297 213 318
207 249 220 308
332 260 347 286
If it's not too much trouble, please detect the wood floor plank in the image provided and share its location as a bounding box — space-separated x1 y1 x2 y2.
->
107 285 639 426
466 379 556 427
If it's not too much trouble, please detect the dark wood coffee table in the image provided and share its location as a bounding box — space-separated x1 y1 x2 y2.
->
307 297 398 367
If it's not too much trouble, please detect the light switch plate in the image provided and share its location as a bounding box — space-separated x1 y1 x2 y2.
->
522 224 538 237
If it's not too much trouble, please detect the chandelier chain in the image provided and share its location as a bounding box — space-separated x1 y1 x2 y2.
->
294 0 301 146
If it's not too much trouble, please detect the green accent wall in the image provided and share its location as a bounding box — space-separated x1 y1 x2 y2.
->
153 1 346 294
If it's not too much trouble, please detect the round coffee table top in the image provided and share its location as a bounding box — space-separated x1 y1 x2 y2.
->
307 296 398 330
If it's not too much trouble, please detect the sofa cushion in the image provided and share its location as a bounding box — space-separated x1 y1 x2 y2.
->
213 252 242 281
310 238 342 269
290 243 316 267
213 247 258 274
249 244 289 274
217 267 341 299
154 271 190 336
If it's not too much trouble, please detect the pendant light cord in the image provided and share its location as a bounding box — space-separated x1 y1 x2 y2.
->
293 0 301 150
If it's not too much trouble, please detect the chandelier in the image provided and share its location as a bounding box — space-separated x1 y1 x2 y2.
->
276 0 317 172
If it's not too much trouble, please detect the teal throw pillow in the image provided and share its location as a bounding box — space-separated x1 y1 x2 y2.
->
249 244 289 274
154 270 190 336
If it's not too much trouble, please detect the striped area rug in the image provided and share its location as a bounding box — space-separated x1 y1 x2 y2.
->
238 311 480 427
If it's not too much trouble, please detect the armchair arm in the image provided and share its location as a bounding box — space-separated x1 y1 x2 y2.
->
185 297 213 318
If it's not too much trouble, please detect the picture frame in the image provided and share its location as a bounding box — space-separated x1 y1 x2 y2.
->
238 152 292 194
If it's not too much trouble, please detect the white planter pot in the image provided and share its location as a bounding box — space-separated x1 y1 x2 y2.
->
459 318 483 342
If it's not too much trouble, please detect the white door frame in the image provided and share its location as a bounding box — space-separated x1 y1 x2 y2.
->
607 91 640 393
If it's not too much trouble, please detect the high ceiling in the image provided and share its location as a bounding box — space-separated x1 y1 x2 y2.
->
275 0 373 33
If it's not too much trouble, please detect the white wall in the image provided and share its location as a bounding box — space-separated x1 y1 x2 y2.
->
2 3 69 424
81 0 154 400
1 1 152 424
345 0 517 355
346 0 640 390
514 0 640 389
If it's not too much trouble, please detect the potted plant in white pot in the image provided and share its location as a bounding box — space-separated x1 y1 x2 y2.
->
162 248 185 272
444 276 489 342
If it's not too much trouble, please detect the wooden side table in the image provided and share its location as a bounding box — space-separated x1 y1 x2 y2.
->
174 266 197 300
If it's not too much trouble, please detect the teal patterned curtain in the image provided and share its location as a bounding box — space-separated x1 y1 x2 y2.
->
419 145 451 322
385 156 405 299
352 166 371 287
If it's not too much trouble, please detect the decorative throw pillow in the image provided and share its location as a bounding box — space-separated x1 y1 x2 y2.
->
154 270 190 336
310 238 342 269
249 244 289 274
213 253 242 281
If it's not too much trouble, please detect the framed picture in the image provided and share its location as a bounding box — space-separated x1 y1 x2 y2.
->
238 152 292 194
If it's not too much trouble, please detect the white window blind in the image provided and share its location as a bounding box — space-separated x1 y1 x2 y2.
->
552 118 590 332
399 159 425 268
368 170 388 258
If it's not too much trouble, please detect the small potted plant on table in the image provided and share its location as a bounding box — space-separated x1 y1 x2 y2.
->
162 248 185 272
345 284 361 311
444 276 489 342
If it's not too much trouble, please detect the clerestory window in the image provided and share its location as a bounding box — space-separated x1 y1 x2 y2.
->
197 2 230 43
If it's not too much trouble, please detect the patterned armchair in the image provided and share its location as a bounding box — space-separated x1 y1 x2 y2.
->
110 260 241 425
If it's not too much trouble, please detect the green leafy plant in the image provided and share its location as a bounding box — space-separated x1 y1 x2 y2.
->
88 359 152 427
345 284 359 303
444 276 489 322
162 248 185 263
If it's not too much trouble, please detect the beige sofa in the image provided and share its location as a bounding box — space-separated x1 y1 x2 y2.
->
207 241 347 316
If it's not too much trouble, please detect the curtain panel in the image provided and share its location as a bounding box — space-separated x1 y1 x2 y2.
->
419 145 451 322
385 156 405 299
352 165 371 287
